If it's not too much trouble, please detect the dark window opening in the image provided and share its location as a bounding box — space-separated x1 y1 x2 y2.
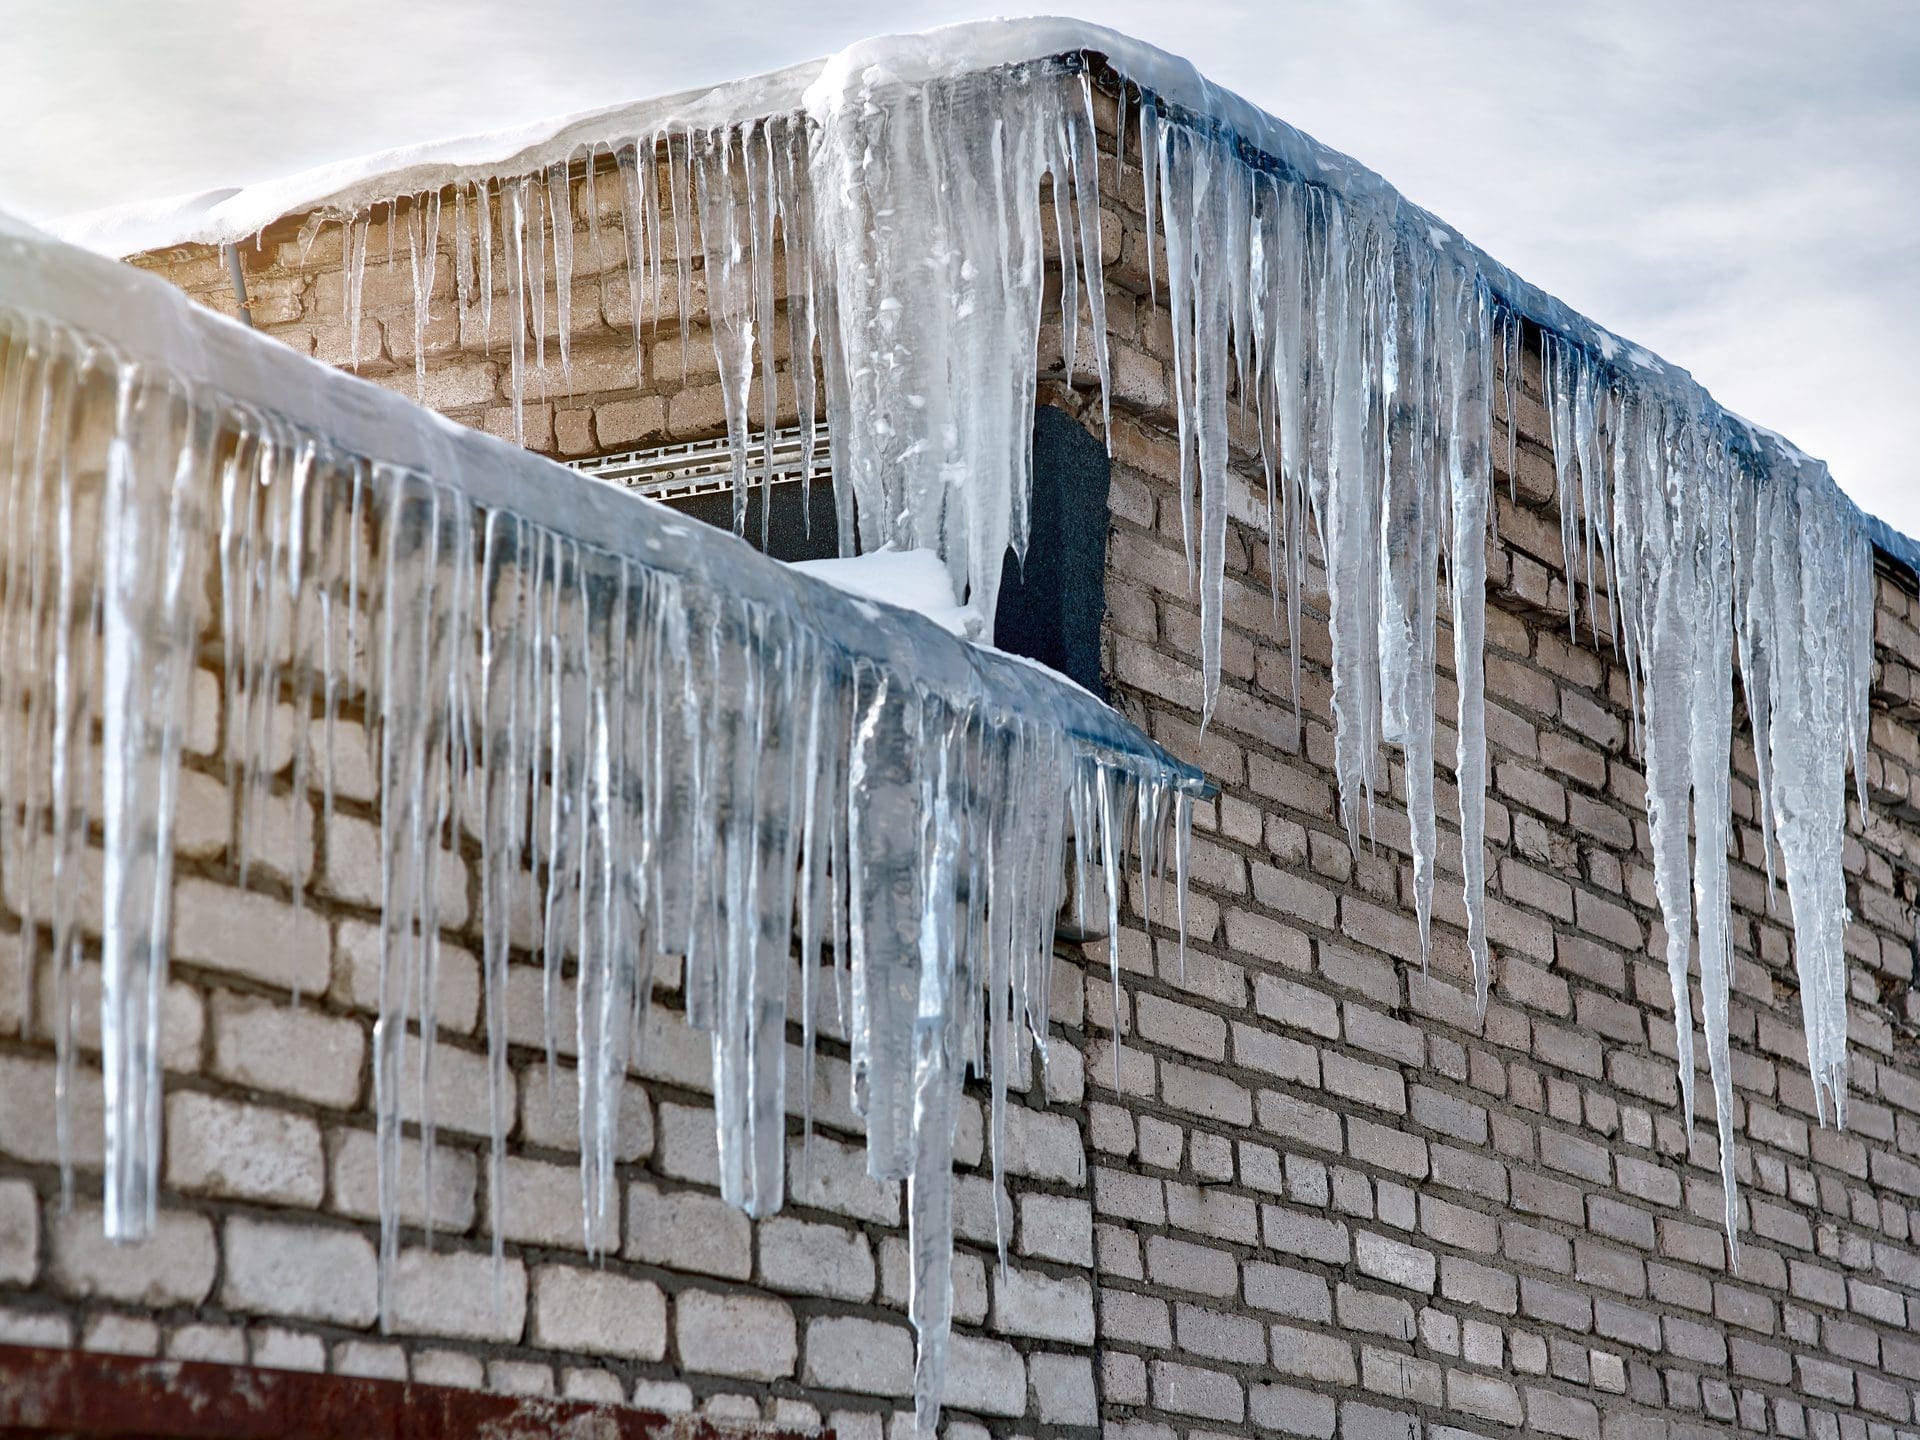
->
604 406 1112 696
669 476 841 563
992 405 1111 700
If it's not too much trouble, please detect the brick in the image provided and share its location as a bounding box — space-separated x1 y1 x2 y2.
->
1257 1090 1342 1151
531 1265 665 1360
1175 1302 1266 1363
1160 1060 1251 1125
477 1152 602 1251
1525 1387 1600 1439
1146 1233 1238 1296
1003 1105 1085 1185
786 1131 899 1224
941 1334 1025 1417
166 1091 324 1205
0 1054 103 1167
322 812 469 928
1029 1352 1098 1426
1262 1206 1350 1265
1348 1116 1428 1177
758 1215 876 1299
675 1290 795 1380
1250 1382 1336 1438
1355 1231 1437 1294
395 1039 499 1139
1322 1052 1406 1114
333 920 478 1032
389 1246 526 1343
222 1216 376 1326
803 1315 912 1397
1152 1360 1244 1422
334 1128 477 1232
594 396 667 447
209 994 364 1109
53 1208 215 1306
1135 992 1227 1060
1252 972 1340 1038
1017 1192 1093 1267
0 1180 36 1285
172 878 330 993
518 1066 653 1161
1245 1260 1331 1322
1441 1255 1518 1314
1450 1369 1524 1426
1270 1325 1356 1385
625 1180 750 1277
993 1267 1095 1344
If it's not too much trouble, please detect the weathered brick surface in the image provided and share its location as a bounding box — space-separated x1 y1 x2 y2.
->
0 78 1906 1440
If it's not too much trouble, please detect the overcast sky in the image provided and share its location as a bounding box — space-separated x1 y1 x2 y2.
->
3 1 1914 536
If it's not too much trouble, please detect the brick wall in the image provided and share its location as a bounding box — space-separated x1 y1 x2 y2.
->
19 73 1920 1440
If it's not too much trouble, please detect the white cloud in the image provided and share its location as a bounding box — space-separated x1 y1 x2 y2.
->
1 0 1912 534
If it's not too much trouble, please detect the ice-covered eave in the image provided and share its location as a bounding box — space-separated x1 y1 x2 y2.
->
0 207 1196 778
57 15 1918 576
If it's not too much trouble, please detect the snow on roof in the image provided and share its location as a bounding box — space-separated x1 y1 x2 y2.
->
47 15 1920 572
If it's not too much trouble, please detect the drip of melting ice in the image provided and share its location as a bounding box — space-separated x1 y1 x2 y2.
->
0 212 1201 1431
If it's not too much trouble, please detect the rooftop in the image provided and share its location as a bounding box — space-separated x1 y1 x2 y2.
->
48 17 1920 573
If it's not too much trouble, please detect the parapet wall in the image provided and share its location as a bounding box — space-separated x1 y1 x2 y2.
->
13 75 1920 1440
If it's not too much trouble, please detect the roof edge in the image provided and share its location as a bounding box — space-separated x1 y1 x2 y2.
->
50 14 1919 578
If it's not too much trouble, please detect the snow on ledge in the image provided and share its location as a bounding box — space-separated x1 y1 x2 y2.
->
787 547 982 640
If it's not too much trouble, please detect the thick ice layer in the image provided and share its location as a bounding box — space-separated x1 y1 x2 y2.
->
0 210 1203 1426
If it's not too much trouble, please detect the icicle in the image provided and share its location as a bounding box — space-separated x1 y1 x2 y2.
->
98 363 210 1239
1378 236 1441 966
547 161 574 388
1443 265 1493 1015
453 184 473 349
503 180 528 444
345 213 369 371
406 198 428 401
776 121 820 517
617 145 650 363
692 126 757 536
476 179 495 354
746 121 781 548
527 173 549 393
806 56 1106 623
667 132 695 377
1070 71 1111 440
1734 449 1872 1130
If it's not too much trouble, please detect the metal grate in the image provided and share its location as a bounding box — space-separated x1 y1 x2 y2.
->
566 422 832 503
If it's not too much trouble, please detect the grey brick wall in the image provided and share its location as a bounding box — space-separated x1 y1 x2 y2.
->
21 75 1920 1439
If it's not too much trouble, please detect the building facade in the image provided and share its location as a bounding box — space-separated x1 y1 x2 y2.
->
3 62 1919 1440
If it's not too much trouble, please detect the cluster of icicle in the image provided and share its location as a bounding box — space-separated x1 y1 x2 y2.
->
315 114 827 550
0 250 1201 1426
300 49 1880 1255
1127 87 1873 1251
315 58 1107 636
1537 338 1872 1247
